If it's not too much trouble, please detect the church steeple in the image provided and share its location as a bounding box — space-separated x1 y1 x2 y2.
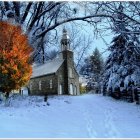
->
61 28 70 51
60 28 75 95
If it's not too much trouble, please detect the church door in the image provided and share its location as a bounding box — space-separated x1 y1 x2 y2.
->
74 86 77 95
59 84 62 95
70 84 74 95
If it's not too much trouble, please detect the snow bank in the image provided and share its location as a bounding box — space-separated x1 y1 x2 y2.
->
0 94 140 138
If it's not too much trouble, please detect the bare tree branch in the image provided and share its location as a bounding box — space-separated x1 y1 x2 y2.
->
13 2 20 22
21 2 33 24
37 14 115 37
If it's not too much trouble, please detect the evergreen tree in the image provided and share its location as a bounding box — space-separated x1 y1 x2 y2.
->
102 3 140 98
80 48 104 90
90 47 104 82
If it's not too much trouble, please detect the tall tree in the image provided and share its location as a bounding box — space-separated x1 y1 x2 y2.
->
102 4 140 98
90 47 104 82
0 1 139 64
80 48 104 90
0 21 33 98
0 1 117 61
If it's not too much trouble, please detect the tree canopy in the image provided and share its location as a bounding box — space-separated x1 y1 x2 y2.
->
0 21 33 97
0 1 139 63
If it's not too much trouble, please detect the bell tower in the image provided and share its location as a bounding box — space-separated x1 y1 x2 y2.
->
60 28 75 95
61 28 70 51
60 28 74 61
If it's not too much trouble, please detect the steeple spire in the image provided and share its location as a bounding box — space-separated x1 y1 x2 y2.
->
61 28 70 51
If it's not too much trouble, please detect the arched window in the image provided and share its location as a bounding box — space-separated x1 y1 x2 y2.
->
50 79 52 89
69 67 73 78
39 81 41 90
74 86 77 95
59 75 62 80
30 82 32 90
59 84 62 95
70 84 74 95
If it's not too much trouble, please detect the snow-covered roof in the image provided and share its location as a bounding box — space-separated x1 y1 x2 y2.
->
31 58 64 78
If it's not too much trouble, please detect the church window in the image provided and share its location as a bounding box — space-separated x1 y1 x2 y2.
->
69 67 73 78
70 84 74 95
50 79 52 89
59 75 62 80
30 82 32 90
39 81 41 90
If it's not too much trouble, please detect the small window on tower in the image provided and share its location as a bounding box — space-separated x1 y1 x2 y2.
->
69 67 73 78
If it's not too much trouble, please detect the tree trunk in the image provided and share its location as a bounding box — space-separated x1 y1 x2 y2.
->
5 92 9 99
4 2 10 11
13 2 20 23
21 2 33 24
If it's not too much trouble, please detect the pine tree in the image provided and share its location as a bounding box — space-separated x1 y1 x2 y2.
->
0 21 33 98
90 47 104 82
103 3 140 99
80 48 104 90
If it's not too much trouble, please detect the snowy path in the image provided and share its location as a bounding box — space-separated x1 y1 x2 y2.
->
0 94 140 138
78 95 140 138
74 95 122 138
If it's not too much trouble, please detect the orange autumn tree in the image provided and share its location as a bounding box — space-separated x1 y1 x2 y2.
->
0 21 33 98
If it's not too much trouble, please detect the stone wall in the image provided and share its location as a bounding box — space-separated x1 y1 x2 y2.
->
62 50 79 95
28 74 58 95
28 50 80 96
56 64 65 95
68 68 80 95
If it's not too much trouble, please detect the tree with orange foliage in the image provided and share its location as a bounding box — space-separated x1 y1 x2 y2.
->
0 21 33 98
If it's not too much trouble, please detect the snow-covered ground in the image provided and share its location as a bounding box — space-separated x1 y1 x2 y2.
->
0 93 140 138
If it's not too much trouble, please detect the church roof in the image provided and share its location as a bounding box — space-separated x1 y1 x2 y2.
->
31 58 64 78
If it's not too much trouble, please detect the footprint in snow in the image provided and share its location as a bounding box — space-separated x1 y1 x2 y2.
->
64 101 71 104
104 108 120 138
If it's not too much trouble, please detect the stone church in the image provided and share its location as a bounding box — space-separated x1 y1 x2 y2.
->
27 29 79 96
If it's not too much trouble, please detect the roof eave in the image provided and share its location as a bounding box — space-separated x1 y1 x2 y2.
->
30 72 56 79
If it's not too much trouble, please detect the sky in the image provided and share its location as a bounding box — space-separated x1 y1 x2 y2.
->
86 29 112 59
54 20 112 63
1 1 113 62
56 2 113 61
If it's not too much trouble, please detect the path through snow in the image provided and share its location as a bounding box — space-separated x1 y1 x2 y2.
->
0 94 140 138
